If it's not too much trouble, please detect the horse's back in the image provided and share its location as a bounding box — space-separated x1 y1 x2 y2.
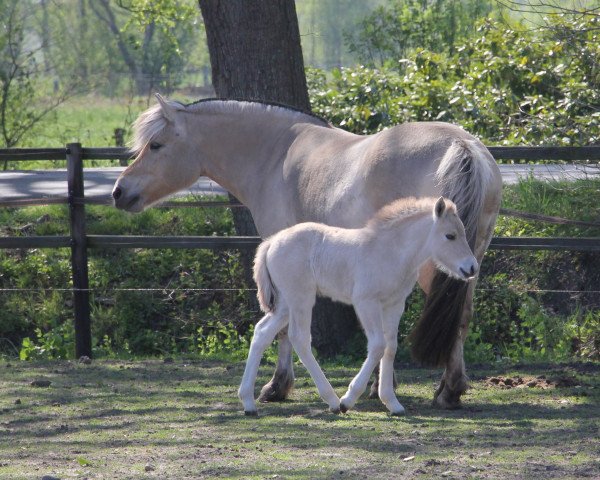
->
288 121 494 229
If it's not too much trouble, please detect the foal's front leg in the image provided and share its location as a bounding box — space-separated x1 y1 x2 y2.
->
340 301 385 412
378 305 405 415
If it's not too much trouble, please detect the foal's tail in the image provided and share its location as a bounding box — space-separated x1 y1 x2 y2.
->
410 139 493 367
253 240 277 313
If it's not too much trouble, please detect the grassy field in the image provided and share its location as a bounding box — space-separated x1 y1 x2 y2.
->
0 358 598 479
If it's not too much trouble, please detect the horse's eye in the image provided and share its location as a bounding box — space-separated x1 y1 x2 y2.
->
446 233 456 241
149 142 163 151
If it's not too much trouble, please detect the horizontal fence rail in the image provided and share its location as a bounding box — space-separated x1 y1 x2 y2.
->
0 144 599 358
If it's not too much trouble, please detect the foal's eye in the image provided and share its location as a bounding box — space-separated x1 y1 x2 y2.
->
149 142 163 151
446 233 457 241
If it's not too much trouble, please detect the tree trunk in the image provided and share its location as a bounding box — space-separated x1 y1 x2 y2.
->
198 0 359 356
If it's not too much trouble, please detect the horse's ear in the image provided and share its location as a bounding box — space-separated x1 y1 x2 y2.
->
155 93 176 123
434 196 446 218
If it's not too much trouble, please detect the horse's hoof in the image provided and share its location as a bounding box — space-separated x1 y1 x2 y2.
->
433 398 462 410
244 410 258 417
339 403 348 414
330 407 341 414
368 383 379 399
433 389 463 410
258 374 294 403
390 408 406 417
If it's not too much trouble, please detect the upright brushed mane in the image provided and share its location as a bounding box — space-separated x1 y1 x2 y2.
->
130 98 329 155
367 197 457 229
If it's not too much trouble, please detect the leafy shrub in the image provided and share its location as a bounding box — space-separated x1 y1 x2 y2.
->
310 16 600 146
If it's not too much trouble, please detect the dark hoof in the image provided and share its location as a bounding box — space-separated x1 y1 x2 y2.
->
244 410 258 417
368 382 379 399
330 407 341 414
433 387 464 410
339 403 348 414
390 409 406 417
433 398 462 410
258 373 294 403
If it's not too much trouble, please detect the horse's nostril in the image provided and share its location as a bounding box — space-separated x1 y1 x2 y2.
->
112 187 122 200
470 265 476 275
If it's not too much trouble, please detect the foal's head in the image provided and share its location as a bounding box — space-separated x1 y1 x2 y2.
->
429 197 478 281
112 94 199 212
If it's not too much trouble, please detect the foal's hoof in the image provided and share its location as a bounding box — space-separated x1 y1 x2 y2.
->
244 409 258 417
339 403 349 414
390 408 406 417
329 407 341 415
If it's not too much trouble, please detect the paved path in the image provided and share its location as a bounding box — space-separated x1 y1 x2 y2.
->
0 164 597 203
0 167 226 202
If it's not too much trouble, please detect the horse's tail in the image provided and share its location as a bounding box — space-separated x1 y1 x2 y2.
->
410 139 493 367
253 239 277 313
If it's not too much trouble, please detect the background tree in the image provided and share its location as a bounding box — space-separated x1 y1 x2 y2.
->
345 0 493 65
90 0 198 96
198 0 359 356
0 0 75 163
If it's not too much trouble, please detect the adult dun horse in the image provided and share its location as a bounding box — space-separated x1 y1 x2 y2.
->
112 95 502 409
242 197 478 415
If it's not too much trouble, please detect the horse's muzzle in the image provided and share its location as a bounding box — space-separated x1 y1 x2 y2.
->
460 263 478 279
112 185 142 212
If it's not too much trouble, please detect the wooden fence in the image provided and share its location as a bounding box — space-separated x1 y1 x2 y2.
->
1 144 599 358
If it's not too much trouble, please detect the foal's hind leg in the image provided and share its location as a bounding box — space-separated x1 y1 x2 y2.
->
287 307 341 413
239 309 289 415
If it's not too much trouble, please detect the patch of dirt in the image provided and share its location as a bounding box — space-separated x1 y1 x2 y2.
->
484 374 586 389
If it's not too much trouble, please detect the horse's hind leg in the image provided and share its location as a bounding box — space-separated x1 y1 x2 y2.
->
434 209 498 409
433 282 472 409
258 328 295 403
239 309 289 415
287 307 341 413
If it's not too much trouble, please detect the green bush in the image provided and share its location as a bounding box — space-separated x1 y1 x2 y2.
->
310 17 600 146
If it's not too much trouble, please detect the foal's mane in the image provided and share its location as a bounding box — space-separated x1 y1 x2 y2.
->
130 97 330 154
367 197 455 229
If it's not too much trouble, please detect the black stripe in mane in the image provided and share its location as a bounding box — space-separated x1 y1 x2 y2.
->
184 97 331 126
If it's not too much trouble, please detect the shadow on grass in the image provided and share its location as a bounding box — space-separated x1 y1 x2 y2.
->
1 359 598 478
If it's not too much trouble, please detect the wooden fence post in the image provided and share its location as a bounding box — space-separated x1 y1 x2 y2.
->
67 143 92 358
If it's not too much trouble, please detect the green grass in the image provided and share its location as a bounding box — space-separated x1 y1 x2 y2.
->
0 358 598 479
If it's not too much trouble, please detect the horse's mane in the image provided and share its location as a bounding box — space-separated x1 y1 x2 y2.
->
130 97 330 155
367 197 456 229
186 98 330 126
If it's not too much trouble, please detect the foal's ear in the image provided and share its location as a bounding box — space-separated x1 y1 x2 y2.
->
155 93 177 123
434 196 446 218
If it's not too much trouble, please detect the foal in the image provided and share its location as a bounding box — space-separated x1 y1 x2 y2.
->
239 197 478 415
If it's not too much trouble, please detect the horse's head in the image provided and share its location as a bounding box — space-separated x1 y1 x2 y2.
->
429 197 478 281
112 94 201 212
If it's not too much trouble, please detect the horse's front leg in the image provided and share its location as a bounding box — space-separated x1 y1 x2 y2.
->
433 282 473 409
258 326 295 402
